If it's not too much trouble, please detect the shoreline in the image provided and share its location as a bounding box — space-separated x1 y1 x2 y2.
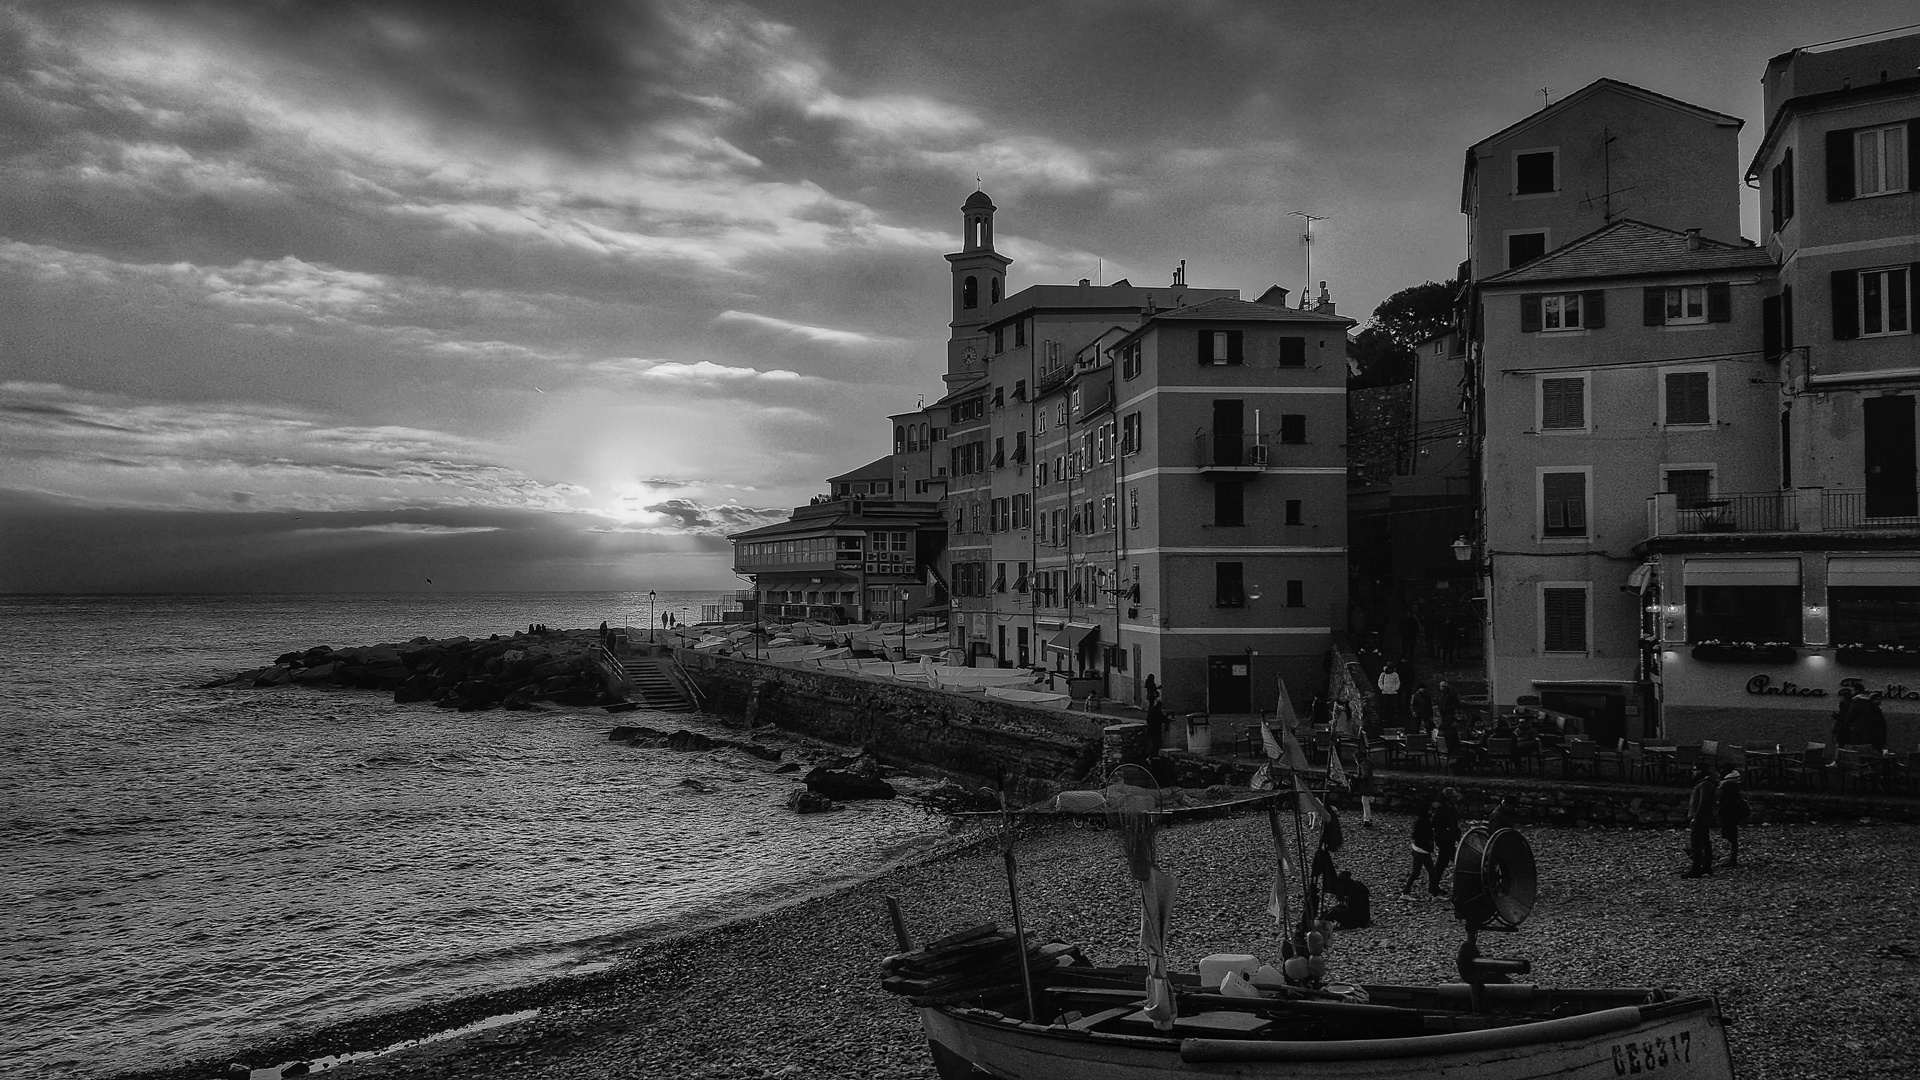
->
107 824 1001 1080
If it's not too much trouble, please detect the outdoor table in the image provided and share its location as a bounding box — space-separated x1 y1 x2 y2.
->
1743 747 1785 788
1643 745 1678 783
1380 734 1409 769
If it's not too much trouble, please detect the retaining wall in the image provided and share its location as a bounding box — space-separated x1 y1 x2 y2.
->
675 650 1105 802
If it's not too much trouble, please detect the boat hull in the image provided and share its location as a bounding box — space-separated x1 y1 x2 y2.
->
919 993 1735 1080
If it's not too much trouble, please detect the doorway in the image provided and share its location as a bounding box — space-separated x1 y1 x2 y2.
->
1207 655 1252 713
1212 399 1244 466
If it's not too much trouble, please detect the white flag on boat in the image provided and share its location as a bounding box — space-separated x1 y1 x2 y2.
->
1327 746 1350 789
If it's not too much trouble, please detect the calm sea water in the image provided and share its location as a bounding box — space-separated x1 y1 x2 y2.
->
0 593 949 1078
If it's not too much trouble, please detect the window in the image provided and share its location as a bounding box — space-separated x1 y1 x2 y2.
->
1542 586 1588 653
1855 124 1909 196
1514 148 1556 195
1831 586 1920 652
1686 585 1802 644
893 426 905 453
1215 562 1245 607
993 328 1004 354
990 279 1002 304
1122 343 1142 380
1200 329 1243 365
1539 375 1586 430
1644 283 1730 326
1121 412 1142 455
1279 414 1306 444
994 563 1006 593
993 386 1004 408
1214 480 1245 527
1770 147 1795 231
1128 488 1140 529
963 276 977 309
1520 290 1603 332
993 437 1004 468
1036 407 1048 433
1278 337 1306 367
1663 370 1712 426
1664 468 1714 510
1831 266 1913 339
1506 231 1548 269
1285 499 1302 525
1037 461 1048 486
1013 380 1026 401
1014 320 1026 348
1286 580 1305 608
1100 495 1115 532
1541 471 1588 538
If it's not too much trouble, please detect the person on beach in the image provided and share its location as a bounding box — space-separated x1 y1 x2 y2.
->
1408 683 1432 732
1403 806 1437 899
1429 790 1461 896
1350 735 1378 828
1323 870 1373 929
1682 763 1719 878
1144 699 1167 754
1716 765 1748 868
1853 692 1888 751
1303 809 1344 932
1831 686 1856 748
1437 680 1461 728
1377 663 1403 727
1143 674 1159 707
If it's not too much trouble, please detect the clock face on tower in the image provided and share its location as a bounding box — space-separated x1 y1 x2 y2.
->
961 346 978 365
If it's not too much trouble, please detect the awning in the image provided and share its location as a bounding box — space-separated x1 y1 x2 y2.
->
1683 557 1800 587
1827 557 1916 588
1044 623 1100 654
1625 562 1655 593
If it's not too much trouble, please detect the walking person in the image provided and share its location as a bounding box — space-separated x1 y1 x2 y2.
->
1716 764 1749 868
1143 699 1167 754
1682 763 1719 878
1830 686 1856 748
1429 789 1461 896
1351 733 1378 828
1377 662 1403 728
1853 692 1888 752
1403 805 1437 899
1408 683 1432 732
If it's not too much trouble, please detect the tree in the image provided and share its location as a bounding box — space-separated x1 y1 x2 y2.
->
1346 277 1461 388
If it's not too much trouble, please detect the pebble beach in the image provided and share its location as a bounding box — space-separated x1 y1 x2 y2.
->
118 809 1920 1080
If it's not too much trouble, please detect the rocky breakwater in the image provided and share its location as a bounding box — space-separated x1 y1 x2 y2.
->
204 629 624 712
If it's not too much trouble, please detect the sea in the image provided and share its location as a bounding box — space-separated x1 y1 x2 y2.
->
0 592 954 1078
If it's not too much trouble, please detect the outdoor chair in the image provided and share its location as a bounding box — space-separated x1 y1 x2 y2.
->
1512 737 1544 776
1700 740 1720 764
1402 732 1437 771
1563 739 1601 780
1778 744 1828 791
1482 736 1516 775
1618 740 1646 783
1828 748 1869 794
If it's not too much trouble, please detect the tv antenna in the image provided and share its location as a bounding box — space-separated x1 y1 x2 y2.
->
1289 211 1325 305
1539 86 1553 107
1577 125 1636 224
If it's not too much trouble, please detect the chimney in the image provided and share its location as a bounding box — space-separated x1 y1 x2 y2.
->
1685 228 1702 250
1172 260 1186 287
1313 280 1336 315
1079 278 1091 287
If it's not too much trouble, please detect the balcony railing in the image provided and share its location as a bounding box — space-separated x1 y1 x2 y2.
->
1646 488 1920 538
1194 433 1272 471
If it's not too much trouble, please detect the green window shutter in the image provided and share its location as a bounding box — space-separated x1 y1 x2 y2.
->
1831 270 1859 340
1782 285 1794 349
1582 291 1606 328
1763 294 1782 359
1198 328 1212 364
1643 286 1665 326
1519 293 1541 333
1227 329 1244 364
1707 282 1731 323
1783 147 1796 218
1909 120 1920 187
1826 128 1854 201
1770 165 1784 232
1278 337 1305 366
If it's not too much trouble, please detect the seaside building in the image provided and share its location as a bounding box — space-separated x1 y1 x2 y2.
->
728 496 946 624
1637 26 1919 748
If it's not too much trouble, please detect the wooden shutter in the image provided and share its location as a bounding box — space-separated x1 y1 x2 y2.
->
1666 372 1709 425
1782 285 1794 349
1543 472 1585 533
1707 281 1731 323
1770 164 1784 231
1783 147 1796 219
1582 291 1606 329
1541 377 1583 428
1198 328 1212 364
1832 269 1859 340
1227 330 1244 364
1763 294 1782 359
1278 337 1306 366
1910 120 1920 187
1519 293 1541 333
1826 128 1854 201
1544 589 1586 652
1643 286 1665 326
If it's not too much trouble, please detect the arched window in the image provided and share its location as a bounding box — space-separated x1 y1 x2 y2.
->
905 426 917 451
894 426 904 453
920 422 929 446
963 277 978 309
990 278 1002 304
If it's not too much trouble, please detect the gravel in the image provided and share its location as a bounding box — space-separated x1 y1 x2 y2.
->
121 810 1920 1080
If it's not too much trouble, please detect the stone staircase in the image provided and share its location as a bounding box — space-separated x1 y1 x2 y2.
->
620 655 695 711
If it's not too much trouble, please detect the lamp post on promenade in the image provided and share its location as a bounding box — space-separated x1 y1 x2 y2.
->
648 590 657 646
899 589 910 660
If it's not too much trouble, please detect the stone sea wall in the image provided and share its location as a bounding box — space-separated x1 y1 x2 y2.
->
675 650 1106 803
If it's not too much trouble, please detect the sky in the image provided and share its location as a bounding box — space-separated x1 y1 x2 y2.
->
2 1 1913 593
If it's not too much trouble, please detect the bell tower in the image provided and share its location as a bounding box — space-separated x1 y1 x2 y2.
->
944 190 1011 383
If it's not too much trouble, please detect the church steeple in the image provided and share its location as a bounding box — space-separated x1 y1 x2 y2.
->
945 190 1011 381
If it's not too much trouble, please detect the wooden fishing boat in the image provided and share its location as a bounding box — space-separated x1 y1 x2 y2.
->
916 974 1733 1079
883 752 1736 1079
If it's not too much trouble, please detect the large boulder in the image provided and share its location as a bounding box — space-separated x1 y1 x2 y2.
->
393 674 438 704
291 662 340 684
786 789 835 814
804 766 896 801
666 730 715 752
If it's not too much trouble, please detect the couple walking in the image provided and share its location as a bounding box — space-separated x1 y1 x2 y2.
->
1402 788 1461 898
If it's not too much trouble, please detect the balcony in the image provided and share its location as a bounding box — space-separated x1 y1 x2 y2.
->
1645 488 1920 539
1194 433 1272 474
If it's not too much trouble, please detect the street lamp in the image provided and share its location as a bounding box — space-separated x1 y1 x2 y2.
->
648 589 656 646
899 589 910 660
1451 535 1474 564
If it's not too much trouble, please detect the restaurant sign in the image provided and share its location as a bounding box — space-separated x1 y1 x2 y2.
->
1745 674 1920 701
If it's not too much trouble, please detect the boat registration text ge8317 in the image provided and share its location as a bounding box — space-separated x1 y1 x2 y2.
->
1612 1030 1690 1074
